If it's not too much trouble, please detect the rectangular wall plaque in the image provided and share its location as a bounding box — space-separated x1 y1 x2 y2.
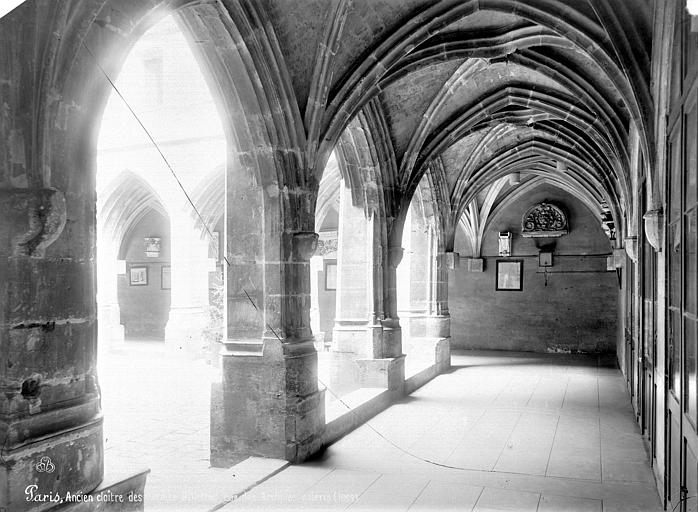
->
496 260 523 291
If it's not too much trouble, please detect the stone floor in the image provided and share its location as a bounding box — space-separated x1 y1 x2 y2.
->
99 339 410 510
98 340 229 511
222 350 663 512
318 350 362 401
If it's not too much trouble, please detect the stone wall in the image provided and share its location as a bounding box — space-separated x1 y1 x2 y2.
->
450 185 618 353
117 210 171 339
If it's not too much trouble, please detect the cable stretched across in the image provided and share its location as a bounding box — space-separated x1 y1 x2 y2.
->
81 41 232 269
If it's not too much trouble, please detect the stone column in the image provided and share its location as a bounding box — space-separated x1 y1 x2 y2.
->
426 249 452 339
280 232 325 459
352 239 405 394
0 188 104 511
424 247 452 372
309 254 323 350
382 244 404 359
398 207 431 340
396 211 412 337
96 240 125 349
332 180 372 356
164 209 209 352
211 231 325 465
211 154 325 464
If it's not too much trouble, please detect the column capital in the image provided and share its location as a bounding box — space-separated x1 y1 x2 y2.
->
292 231 319 261
624 236 638 262
435 251 460 268
643 208 663 252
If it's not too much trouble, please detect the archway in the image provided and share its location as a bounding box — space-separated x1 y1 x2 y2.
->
97 170 172 344
94 11 228 507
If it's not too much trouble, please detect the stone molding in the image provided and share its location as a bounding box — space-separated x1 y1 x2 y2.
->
643 209 663 252
0 188 67 257
625 236 638 262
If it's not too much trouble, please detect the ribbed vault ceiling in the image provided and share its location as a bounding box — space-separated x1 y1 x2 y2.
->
265 0 651 248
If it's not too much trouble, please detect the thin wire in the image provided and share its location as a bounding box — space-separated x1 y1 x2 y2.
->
318 374 472 471
82 41 232 268
84 39 471 472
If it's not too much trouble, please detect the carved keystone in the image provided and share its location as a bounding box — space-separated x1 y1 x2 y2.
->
292 232 318 261
0 188 67 257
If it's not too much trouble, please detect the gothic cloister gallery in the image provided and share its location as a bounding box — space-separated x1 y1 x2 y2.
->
1 0 698 510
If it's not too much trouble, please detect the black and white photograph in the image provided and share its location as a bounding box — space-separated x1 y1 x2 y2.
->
0 0 696 511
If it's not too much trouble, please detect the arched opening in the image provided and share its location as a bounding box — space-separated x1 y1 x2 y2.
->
397 182 440 378
1 0 675 509
451 179 617 353
114 194 171 341
311 151 341 352
117 207 172 340
95 11 227 505
312 146 378 414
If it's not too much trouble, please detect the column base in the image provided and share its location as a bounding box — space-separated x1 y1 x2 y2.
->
355 355 405 395
380 318 402 358
426 315 451 339
398 312 428 339
435 337 451 371
210 338 325 466
164 306 207 353
1 415 103 512
331 319 369 356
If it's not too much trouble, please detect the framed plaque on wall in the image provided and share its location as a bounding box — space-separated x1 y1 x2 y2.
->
496 260 523 291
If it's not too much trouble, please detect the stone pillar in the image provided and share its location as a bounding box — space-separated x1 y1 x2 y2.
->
353 241 405 394
396 211 412 336
425 249 452 372
309 254 323 350
398 208 431 340
0 188 104 511
382 244 404 359
96 241 125 349
213 232 324 463
165 210 209 352
280 232 325 459
332 180 372 356
210 221 325 463
426 245 452 340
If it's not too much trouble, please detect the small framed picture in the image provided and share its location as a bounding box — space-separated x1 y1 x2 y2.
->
325 261 337 291
496 260 523 291
129 266 148 286
161 265 171 290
